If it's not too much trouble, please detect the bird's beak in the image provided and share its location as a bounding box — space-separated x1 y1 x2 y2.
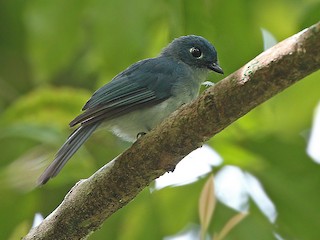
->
208 62 224 74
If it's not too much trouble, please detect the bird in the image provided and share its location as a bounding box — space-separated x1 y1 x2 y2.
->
38 35 223 185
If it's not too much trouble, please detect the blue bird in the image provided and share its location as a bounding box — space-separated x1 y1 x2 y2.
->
38 35 223 185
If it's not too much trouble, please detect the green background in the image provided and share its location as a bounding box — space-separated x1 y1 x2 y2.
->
0 0 320 239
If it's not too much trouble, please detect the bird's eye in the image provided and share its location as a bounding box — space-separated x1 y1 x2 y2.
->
190 47 202 58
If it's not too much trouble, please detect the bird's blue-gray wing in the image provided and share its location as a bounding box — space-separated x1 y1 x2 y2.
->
70 58 176 127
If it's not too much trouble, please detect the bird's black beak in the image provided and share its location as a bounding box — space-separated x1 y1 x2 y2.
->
208 62 224 74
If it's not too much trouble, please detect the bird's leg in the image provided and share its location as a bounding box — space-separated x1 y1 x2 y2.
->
202 81 215 88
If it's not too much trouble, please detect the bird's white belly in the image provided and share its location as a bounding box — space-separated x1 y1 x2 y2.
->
107 95 195 142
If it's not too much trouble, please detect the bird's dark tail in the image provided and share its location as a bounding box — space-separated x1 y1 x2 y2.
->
37 123 100 185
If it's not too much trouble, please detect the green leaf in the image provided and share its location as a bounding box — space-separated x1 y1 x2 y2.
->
199 174 216 239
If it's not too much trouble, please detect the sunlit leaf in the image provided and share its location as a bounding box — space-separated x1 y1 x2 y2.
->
244 172 277 223
32 213 44 228
273 232 285 240
154 145 222 190
214 212 248 240
215 166 249 212
261 28 278 50
199 174 215 240
215 166 277 223
307 101 320 163
164 224 202 240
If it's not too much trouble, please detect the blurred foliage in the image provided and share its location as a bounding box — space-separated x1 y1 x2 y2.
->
0 0 319 239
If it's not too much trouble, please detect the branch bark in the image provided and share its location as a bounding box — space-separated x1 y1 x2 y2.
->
24 21 320 240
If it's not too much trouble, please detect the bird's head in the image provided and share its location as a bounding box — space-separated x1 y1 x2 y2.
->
160 35 223 74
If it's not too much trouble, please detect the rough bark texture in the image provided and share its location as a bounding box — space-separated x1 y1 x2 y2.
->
24 22 320 240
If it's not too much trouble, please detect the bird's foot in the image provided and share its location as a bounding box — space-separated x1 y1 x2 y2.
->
202 81 215 88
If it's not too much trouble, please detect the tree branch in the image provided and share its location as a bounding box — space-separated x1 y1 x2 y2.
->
24 21 320 240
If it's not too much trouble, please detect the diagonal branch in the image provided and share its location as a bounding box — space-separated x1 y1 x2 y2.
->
24 21 320 240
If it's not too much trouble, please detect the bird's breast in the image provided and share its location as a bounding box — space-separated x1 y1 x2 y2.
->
107 67 208 142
